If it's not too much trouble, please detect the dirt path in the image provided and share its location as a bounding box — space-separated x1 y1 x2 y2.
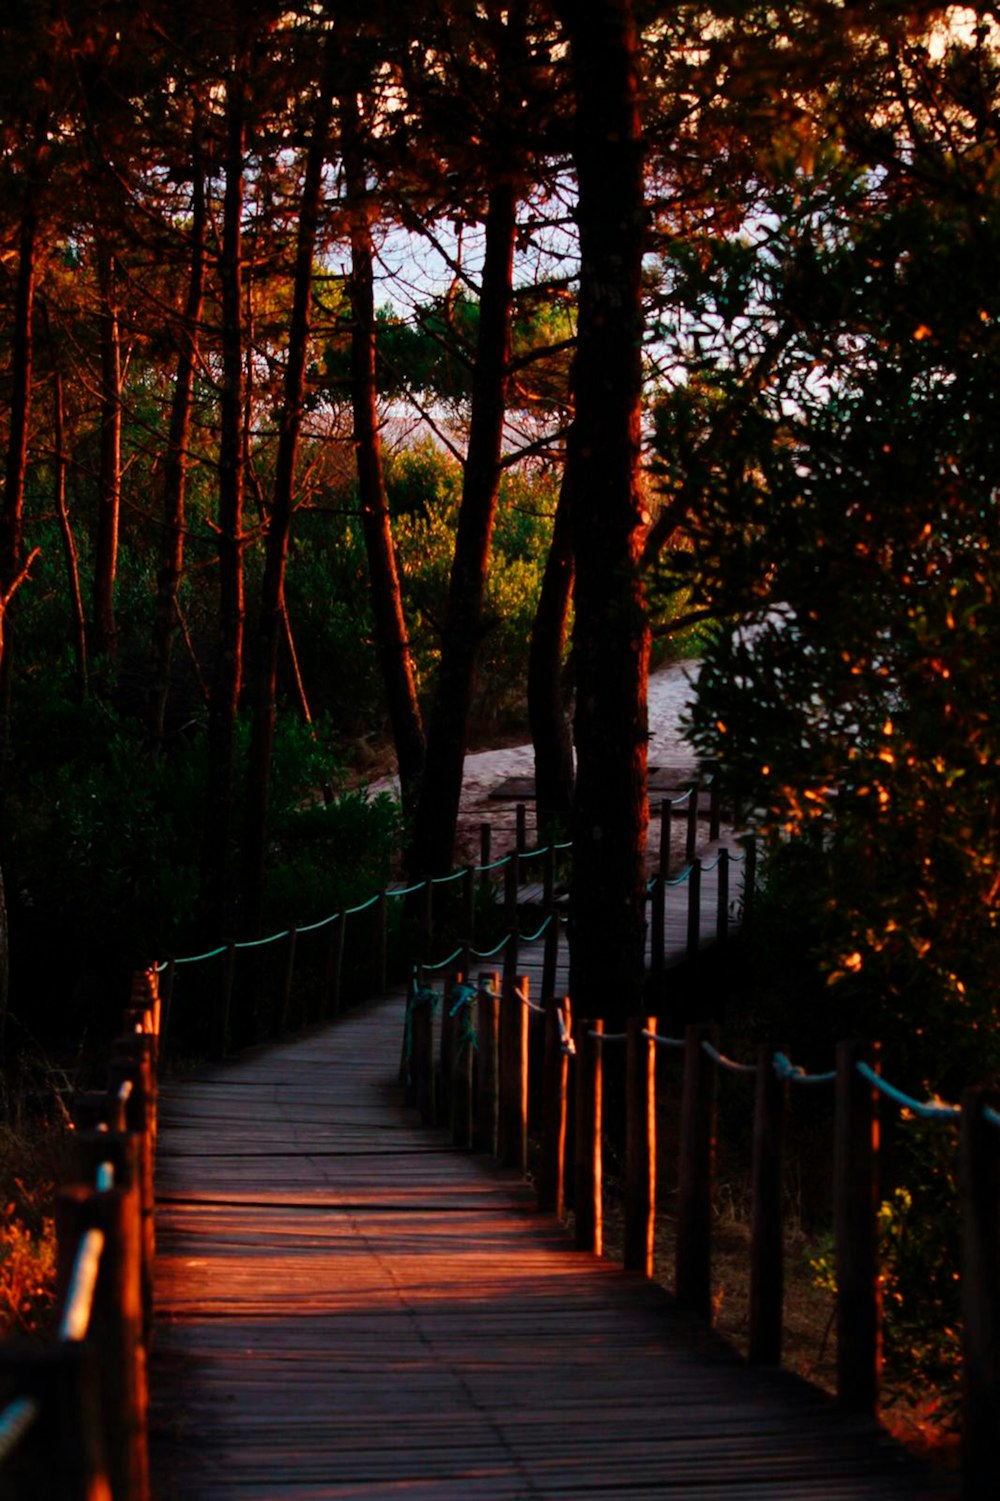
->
373 659 701 864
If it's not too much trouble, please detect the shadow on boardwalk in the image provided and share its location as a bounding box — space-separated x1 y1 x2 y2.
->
150 980 954 1500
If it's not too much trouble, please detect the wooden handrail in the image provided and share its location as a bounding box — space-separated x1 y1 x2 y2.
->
0 966 160 1500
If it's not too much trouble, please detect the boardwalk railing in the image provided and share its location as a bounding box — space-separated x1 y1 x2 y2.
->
0 969 160 1501
153 780 748 1062
402 961 997 1501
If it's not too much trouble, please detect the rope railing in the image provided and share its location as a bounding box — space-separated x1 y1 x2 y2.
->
58 1227 106 1343
0 965 161 1497
398 963 998 1501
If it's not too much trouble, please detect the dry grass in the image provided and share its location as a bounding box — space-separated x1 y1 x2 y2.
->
0 1053 72 1340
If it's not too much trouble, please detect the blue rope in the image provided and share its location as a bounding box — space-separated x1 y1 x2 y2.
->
773 1052 836 1085
470 934 510 960
387 880 428 898
985 1107 1000 1130
475 853 513 873
175 944 228 966
518 913 552 944
423 945 465 973
344 893 381 916
297 912 340 935
448 981 477 1017
431 869 466 886
665 863 693 888
235 928 290 950
855 1061 960 1122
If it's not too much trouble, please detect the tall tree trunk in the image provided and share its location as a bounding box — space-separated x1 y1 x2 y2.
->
528 469 574 838
342 86 425 815
557 0 650 1026
407 179 517 878
202 60 247 933
0 146 40 740
243 60 335 935
0 128 42 1047
92 240 121 660
52 368 88 701
150 130 206 754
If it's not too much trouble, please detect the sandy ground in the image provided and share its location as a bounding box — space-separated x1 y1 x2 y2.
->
371 659 702 864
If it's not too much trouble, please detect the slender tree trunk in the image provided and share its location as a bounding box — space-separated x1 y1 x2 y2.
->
0 132 42 1047
52 368 88 701
528 469 574 837
202 61 247 932
557 0 650 1026
150 131 206 754
243 61 335 935
407 179 517 878
342 86 425 815
0 152 40 726
92 240 121 660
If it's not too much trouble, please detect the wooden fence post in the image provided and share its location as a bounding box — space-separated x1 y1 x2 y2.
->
516 801 527 855
542 842 555 912
650 874 665 983
504 855 518 930
372 891 388 995
659 798 671 875
475 970 500 1155
499 972 529 1173
675 1025 716 1318
686 858 702 961
574 1018 603 1254
159 958 176 1061
709 773 721 842
439 972 457 1119
685 782 699 862
420 878 434 960
542 912 559 1008
749 1046 786 1365
57 1183 149 1501
479 823 492 899
961 1087 1000 1500
624 1017 657 1277
450 981 475 1150
538 997 572 1216
834 1039 881 1414
462 864 476 951
276 925 298 1035
411 967 437 1127
324 913 345 1017
716 849 730 947
218 941 236 1059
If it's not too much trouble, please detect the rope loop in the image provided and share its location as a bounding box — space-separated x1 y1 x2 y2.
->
557 1007 575 1056
448 981 478 1018
772 1051 836 1086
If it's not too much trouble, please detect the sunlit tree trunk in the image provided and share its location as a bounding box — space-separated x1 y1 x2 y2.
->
407 178 517 879
92 240 121 660
556 0 650 1026
150 128 206 754
202 59 247 932
342 85 425 816
52 367 88 701
528 469 574 838
243 57 335 935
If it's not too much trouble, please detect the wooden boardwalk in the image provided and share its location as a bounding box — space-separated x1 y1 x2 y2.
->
150 972 954 1499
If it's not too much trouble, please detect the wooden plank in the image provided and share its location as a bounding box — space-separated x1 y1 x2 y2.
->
152 967 950 1501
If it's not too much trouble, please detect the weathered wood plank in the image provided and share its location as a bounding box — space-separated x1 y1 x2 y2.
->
151 975 952 1500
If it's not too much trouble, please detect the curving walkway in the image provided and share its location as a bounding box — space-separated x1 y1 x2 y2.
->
150 972 954 1500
